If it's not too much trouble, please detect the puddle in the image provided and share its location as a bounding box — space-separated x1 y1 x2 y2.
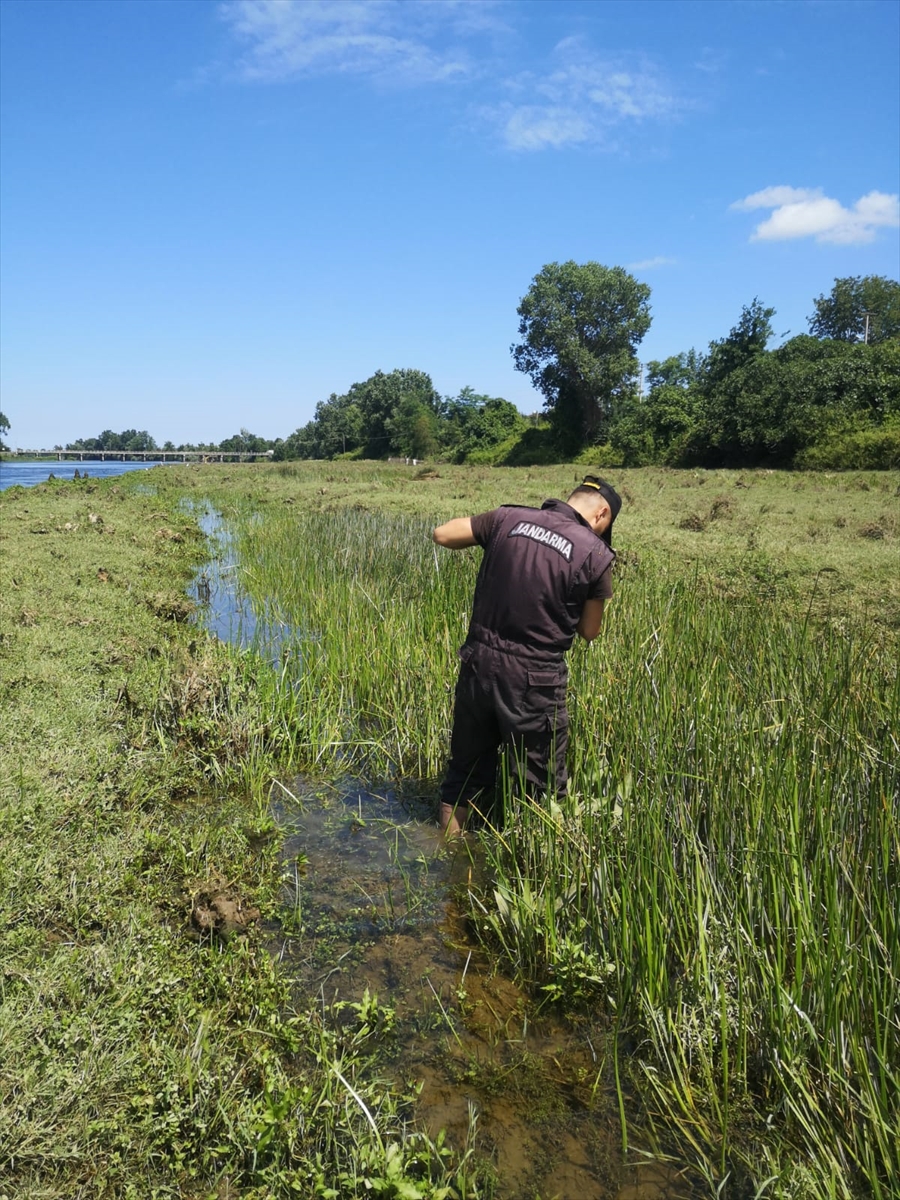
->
189 505 699 1198
187 503 302 663
271 779 695 1199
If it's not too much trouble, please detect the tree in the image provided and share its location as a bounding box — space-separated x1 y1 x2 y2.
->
386 393 439 459
218 429 272 454
694 335 899 466
610 352 704 465
0 410 9 451
348 368 440 457
511 261 651 453
809 275 900 344
703 298 775 387
438 388 524 461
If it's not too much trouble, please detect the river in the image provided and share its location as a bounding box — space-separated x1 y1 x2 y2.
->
0 458 168 491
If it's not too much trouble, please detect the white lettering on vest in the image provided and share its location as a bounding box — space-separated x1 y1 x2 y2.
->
508 521 573 562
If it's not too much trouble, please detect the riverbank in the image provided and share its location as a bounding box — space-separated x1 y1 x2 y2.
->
0 472 482 1199
2 464 897 1198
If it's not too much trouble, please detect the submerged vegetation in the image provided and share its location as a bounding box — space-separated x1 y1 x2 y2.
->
2 460 897 1197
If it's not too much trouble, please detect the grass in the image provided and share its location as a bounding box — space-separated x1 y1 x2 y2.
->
139 459 899 1196
2 461 897 1197
0 474 486 1199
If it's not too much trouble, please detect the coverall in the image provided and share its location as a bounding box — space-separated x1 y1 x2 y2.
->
440 498 614 814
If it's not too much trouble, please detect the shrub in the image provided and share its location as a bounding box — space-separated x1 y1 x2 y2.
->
499 425 564 466
794 425 900 469
572 442 625 468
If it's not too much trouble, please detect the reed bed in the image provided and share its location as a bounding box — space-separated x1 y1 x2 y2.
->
224 501 898 1196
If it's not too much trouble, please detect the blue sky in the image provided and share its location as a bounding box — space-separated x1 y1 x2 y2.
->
2 0 898 449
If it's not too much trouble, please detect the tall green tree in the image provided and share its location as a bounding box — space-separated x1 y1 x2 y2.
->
349 368 440 457
67 429 157 452
611 351 703 465
386 393 439 459
511 261 651 453
695 336 899 466
809 275 900 344
0 410 9 451
703 297 775 387
439 392 524 462
218 429 273 454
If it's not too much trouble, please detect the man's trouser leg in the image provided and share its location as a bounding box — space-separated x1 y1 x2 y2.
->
504 723 569 801
440 655 502 823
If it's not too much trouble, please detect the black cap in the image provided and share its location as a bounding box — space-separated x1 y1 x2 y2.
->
580 475 621 548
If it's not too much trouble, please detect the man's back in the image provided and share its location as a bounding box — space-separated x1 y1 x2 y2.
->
466 499 615 660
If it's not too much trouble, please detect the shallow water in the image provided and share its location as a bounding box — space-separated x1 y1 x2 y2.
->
191 505 697 1198
272 779 691 1198
0 458 164 490
188 504 302 664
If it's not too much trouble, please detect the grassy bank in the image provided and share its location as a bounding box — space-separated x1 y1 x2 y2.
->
0 474 482 1199
141 460 898 1196
3 462 897 1198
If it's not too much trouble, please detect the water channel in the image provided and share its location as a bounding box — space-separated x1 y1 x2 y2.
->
190 504 697 1199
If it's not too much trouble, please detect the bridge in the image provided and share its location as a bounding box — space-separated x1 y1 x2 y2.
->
8 449 275 463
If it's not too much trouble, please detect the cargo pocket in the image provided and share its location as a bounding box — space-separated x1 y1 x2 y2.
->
526 669 561 688
458 643 476 665
525 668 568 730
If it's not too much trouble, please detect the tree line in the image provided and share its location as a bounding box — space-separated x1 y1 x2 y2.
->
7 271 897 469
62 429 277 455
274 371 526 463
511 267 899 469
271 270 899 470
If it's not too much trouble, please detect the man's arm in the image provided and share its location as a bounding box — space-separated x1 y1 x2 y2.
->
433 517 477 549
576 598 605 642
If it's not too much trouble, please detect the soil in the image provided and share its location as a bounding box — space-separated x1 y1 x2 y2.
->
190 873 261 940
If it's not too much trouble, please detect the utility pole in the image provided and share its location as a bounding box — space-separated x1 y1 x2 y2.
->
862 311 873 344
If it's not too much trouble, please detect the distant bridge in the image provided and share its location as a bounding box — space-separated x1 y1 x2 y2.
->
9 449 275 463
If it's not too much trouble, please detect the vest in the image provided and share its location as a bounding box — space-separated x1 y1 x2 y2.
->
465 499 615 662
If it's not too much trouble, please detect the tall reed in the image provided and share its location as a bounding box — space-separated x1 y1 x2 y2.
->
222 504 898 1195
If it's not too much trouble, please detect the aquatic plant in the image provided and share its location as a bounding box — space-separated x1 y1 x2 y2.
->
212 484 898 1197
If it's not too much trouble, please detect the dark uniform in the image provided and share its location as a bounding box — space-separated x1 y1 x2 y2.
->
440 498 615 814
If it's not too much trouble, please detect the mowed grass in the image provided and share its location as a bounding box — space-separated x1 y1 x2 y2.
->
0 475 485 1200
148 460 899 1196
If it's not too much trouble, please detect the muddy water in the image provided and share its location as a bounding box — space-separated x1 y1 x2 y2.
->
193 508 696 1199
272 781 693 1199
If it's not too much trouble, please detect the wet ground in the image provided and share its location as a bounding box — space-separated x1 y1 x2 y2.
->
191 506 698 1198
270 779 694 1199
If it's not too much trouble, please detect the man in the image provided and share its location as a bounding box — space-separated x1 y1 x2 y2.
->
433 476 621 837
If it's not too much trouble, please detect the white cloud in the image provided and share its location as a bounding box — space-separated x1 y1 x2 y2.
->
493 42 680 152
216 4 682 153
219 0 476 85
499 105 591 151
731 186 900 244
628 256 677 271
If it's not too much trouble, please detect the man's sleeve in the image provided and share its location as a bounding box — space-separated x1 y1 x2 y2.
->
587 560 614 601
470 509 497 547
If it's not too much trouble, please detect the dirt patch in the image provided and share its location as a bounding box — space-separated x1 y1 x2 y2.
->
190 873 261 941
147 591 195 621
677 512 706 532
708 495 732 520
858 522 885 540
154 527 185 543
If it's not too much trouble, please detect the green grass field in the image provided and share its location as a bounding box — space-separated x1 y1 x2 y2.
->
2 462 897 1198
